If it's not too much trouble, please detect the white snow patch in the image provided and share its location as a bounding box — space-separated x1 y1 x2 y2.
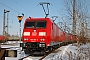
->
1 41 89 60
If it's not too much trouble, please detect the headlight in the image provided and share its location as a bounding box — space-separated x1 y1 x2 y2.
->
39 32 46 36
23 32 30 36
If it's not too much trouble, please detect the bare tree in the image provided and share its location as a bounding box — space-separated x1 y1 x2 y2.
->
62 0 90 36
61 0 90 60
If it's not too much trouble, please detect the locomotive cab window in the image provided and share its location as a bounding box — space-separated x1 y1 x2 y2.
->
36 21 46 28
26 21 35 28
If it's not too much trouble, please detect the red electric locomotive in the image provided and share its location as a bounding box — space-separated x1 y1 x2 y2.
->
21 17 73 54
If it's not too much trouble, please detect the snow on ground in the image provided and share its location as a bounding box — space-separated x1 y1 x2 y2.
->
43 43 90 60
23 56 42 60
1 41 90 60
43 44 78 60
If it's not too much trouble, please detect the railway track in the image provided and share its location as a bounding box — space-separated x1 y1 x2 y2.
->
19 48 59 60
19 42 72 60
39 48 59 60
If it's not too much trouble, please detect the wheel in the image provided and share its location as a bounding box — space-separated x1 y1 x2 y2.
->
49 46 53 51
24 49 30 54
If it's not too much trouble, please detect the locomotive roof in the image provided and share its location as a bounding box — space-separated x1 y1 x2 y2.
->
26 17 49 20
25 17 53 22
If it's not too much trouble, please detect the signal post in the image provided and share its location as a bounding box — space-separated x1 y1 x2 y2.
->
17 14 24 55
17 14 24 43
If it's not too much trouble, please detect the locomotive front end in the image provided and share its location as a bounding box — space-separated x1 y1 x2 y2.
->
21 18 49 52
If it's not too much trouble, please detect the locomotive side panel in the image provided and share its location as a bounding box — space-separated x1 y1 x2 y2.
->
52 23 62 42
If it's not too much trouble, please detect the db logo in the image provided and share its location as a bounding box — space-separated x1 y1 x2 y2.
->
32 32 37 36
